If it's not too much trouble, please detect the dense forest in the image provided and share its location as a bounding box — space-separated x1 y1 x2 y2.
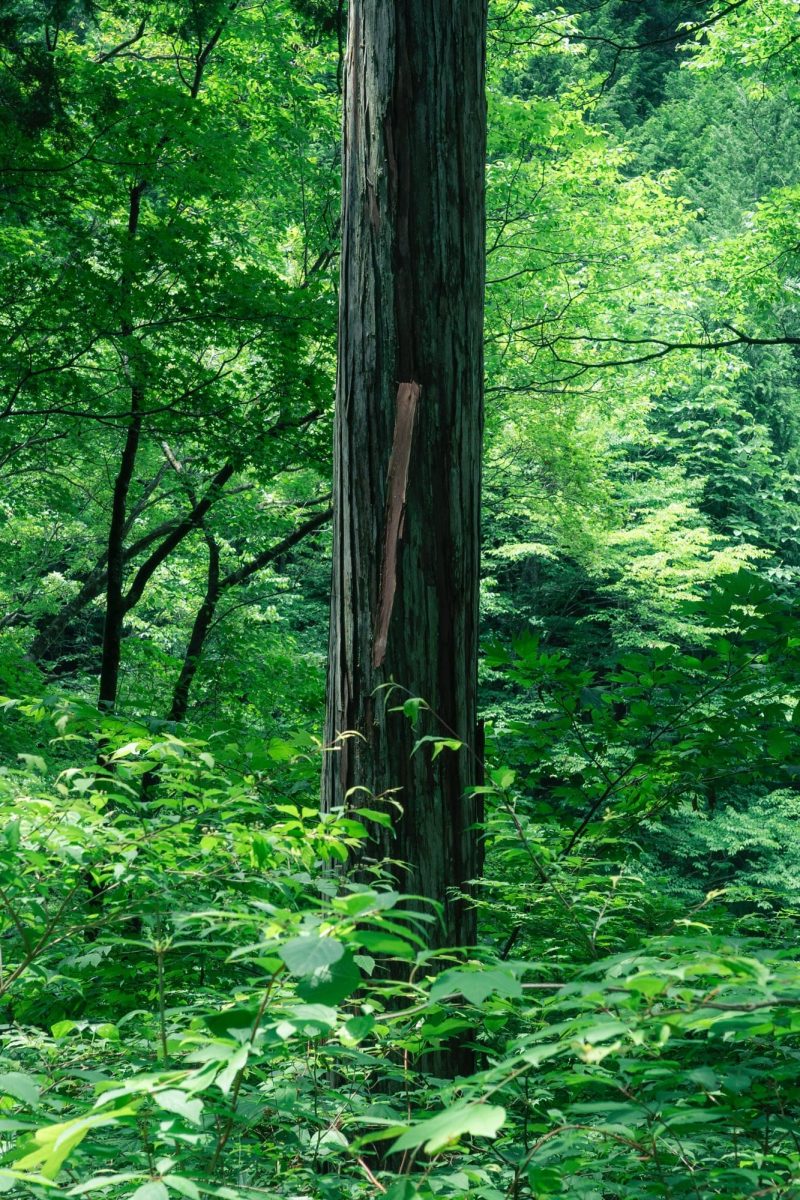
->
3 0 800 1196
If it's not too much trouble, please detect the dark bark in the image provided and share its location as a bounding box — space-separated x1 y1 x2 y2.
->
96 25 231 711
29 516 187 663
169 533 220 723
29 410 324 670
169 506 332 722
98 182 145 710
323 1 487 949
97 386 143 708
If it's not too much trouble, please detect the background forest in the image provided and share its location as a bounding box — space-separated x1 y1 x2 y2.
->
3 1 800 1197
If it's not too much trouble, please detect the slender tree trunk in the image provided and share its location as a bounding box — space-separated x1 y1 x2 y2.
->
169 533 220 723
169 506 332 723
99 182 144 711
96 33 229 711
30 413 321 668
323 1 487 948
98 391 143 709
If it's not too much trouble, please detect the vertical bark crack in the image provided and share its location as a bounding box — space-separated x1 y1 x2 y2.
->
372 380 420 667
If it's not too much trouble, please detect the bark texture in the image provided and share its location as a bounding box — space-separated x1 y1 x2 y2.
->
323 0 487 947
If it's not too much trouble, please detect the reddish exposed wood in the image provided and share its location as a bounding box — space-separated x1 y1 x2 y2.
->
373 381 419 667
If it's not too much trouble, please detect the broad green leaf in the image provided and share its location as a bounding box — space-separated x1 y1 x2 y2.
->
288 1004 338 1031
14 1109 136 1179
153 1091 203 1126
402 698 424 722
411 736 463 760
385 1182 422 1200
163 1178 200 1200
279 935 344 976
489 767 516 790
67 1174 141 1195
17 754 47 774
340 1015 375 1045
357 931 415 957
215 1047 248 1096
625 974 668 998
110 742 140 761
353 807 393 828
430 967 522 1006
0 1170 58 1192
391 1103 506 1154
296 950 361 1005
130 1183 169 1200
0 1073 40 1108
204 1008 259 1039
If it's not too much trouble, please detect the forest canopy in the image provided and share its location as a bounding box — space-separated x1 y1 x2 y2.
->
2 2 800 1198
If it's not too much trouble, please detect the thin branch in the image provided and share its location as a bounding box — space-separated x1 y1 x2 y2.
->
95 18 147 63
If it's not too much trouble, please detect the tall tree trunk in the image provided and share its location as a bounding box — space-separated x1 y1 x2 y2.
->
323 1 487 948
99 182 144 711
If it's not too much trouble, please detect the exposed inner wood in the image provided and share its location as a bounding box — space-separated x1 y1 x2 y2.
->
373 380 420 667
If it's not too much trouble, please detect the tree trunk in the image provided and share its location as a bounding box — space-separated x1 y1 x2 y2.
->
169 507 332 723
323 0 487 949
169 532 221 723
98 181 144 711
98 393 143 709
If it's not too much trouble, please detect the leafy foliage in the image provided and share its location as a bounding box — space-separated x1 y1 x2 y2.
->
3 1 800 1199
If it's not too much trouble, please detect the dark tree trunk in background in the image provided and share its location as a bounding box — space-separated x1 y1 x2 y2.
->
323 0 488 948
99 182 145 711
169 531 221 723
168 506 332 722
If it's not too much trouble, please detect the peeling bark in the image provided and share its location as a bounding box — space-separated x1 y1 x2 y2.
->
373 381 419 668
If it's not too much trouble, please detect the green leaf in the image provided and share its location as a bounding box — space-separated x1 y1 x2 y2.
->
130 1184 169 1200
279 935 344 976
391 1103 506 1154
625 974 668 998
385 1183 422 1200
489 767 516 791
0 1170 58 1192
292 1004 338 1028
766 727 791 758
110 742 140 761
3 820 20 850
296 950 361 1005
204 1008 258 1039
215 1047 248 1096
153 1091 203 1127
17 754 47 774
163 1178 200 1200
430 967 522 1006
431 738 463 760
353 807 393 829
340 1015 375 1045
411 736 463 760
67 1174 141 1195
357 931 415 958
527 1166 563 1195
0 1073 40 1108
14 1109 136 1179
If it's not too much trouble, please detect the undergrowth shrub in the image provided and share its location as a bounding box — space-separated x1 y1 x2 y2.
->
2 582 800 1200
